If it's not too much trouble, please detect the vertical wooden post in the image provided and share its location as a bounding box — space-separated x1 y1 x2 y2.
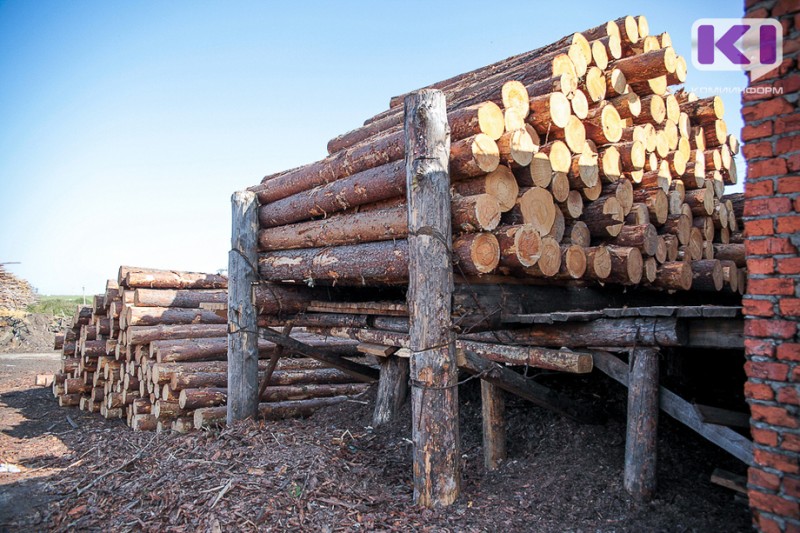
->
227 190 260 425
624 347 660 500
481 380 507 470
372 355 409 427
405 89 460 507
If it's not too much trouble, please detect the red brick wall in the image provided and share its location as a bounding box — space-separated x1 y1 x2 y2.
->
743 1 800 531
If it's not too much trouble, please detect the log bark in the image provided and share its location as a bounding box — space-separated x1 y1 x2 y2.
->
373 355 410 427
133 289 226 308
124 270 227 290
405 90 460 507
481 381 506 470
194 396 353 429
624 348 660 501
125 306 226 327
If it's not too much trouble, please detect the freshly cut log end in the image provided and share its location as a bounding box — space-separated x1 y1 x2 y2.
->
518 187 557 235
475 102 505 140
497 129 535 167
612 224 659 257
571 89 589 120
550 171 570 203
583 196 624 238
525 237 562 277
643 257 657 283
586 104 623 144
585 246 612 280
561 245 587 279
453 233 500 275
543 140 572 174
495 224 542 269
556 116 587 154
591 40 609 70
600 146 622 182
563 190 584 219
584 67 607 102
452 194 502 233
528 92 572 131
504 108 525 132
607 68 627 96
502 81 530 119
451 134 501 178
485 165 519 211
529 152 553 188
621 15 640 44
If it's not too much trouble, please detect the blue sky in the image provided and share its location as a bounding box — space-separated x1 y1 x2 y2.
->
0 0 747 295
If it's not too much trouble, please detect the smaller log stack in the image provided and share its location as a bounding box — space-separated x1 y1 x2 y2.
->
52 266 370 432
0 264 37 311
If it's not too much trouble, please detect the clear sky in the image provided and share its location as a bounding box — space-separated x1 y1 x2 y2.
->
0 0 747 295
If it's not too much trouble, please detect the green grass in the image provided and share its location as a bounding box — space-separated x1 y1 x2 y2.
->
27 295 87 317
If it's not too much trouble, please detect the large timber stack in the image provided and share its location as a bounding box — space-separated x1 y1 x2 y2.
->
52 266 369 431
242 15 749 507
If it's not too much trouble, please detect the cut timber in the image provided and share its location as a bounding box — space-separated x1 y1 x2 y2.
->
653 261 693 291
494 225 542 270
453 233 501 275
451 194 502 232
584 104 623 145
259 240 409 285
691 260 723 291
462 318 685 347
124 269 227 290
497 129 535 167
518 187 557 235
133 289 226 309
526 92 572 132
450 133 501 178
611 224 659 256
582 196 624 238
524 236 562 277
194 396 354 429
502 80 530 118
585 246 612 280
452 166 519 212
607 246 643 285
405 89 460 508
680 96 724 123
611 47 676 83
125 306 227 327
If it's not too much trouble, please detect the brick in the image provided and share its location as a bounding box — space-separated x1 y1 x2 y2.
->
777 113 800 135
752 404 800 428
746 320 797 339
747 338 777 357
748 278 795 296
749 158 789 179
746 237 798 256
750 489 800 516
777 257 800 275
778 343 800 362
795 366 800 382
757 513 782 533
747 381 777 400
745 298 775 317
746 178 775 198
755 448 800 474
795 196 800 212
743 98 794 122
787 521 800 533
777 385 800 405
781 298 800 316
778 176 800 194
777 134 800 154
774 0 800 16
743 140 775 159
744 82 777 102
745 197 792 216
789 153 800 173
746 218 775 236
796 13 800 32
749 258 775 275
747 360 790 380
743 122 774 141
784 475 800 498
753 427 781 446
785 434 800 453
777 215 800 234
750 467 782 490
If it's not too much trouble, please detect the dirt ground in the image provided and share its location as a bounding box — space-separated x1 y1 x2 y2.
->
0 314 66 354
0 353 753 532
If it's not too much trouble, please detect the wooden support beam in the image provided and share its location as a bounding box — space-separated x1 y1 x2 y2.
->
481 381 507 470
592 350 753 465
257 328 378 383
227 190 260 425
372 355 410 427
405 89 460 508
624 348 659 501
694 404 750 429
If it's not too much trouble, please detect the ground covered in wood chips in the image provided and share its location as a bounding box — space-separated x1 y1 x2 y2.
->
1 353 752 532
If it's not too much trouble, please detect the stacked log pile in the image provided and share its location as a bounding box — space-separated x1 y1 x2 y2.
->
0 264 37 311
250 15 745 295
51 267 370 431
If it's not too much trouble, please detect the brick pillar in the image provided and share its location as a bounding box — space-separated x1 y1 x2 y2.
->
742 1 800 531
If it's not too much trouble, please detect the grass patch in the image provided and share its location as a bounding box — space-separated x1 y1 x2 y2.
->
27 295 87 317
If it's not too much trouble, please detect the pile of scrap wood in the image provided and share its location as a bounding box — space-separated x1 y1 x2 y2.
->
0 264 37 311
51 266 370 431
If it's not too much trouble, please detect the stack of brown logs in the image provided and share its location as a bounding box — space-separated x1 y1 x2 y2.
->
250 15 745 295
52 266 370 432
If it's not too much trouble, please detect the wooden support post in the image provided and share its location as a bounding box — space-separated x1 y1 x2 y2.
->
624 348 659 501
405 89 460 507
372 355 410 427
227 191 260 425
481 381 506 470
